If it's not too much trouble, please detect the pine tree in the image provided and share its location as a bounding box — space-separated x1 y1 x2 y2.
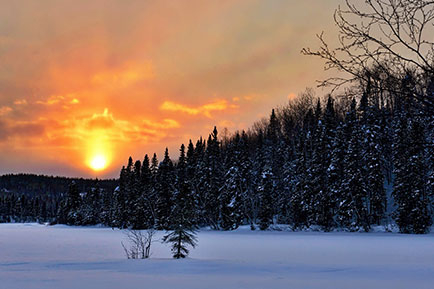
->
338 99 370 230
140 154 155 228
163 144 198 259
115 165 130 228
155 148 175 230
359 90 387 225
247 130 264 229
257 167 274 230
162 225 197 259
393 117 432 233
202 127 223 229
291 134 310 229
327 123 346 228
60 181 82 225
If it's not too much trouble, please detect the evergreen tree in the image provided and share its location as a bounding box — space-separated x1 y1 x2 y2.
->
202 127 223 229
60 181 82 225
155 148 175 229
163 144 198 259
140 154 156 228
162 225 197 259
257 167 274 230
393 117 432 233
220 133 246 230
359 90 387 225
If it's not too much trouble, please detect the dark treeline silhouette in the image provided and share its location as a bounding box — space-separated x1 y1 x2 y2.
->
0 174 117 223
50 69 433 234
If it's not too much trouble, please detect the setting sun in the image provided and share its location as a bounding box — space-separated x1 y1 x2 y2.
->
89 154 108 171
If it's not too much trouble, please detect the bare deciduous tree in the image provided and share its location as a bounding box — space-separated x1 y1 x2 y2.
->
302 0 434 111
121 229 155 259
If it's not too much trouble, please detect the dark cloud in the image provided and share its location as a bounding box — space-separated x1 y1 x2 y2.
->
0 119 45 142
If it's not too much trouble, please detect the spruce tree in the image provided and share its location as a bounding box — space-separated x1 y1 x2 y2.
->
155 148 175 230
393 117 432 233
163 144 198 259
202 127 223 229
359 91 387 225
62 181 82 225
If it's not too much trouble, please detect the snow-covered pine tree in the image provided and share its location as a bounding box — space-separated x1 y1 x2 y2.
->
185 140 200 225
140 154 156 229
317 96 337 230
339 99 370 231
257 166 274 230
202 127 223 229
258 109 283 229
359 89 387 225
163 144 198 258
112 165 129 228
155 148 175 230
279 109 297 224
128 160 145 229
291 134 310 229
80 183 102 225
327 123 346 228
247 129 264 229
63 181 82 225
220 132 245 230
393 117 432 233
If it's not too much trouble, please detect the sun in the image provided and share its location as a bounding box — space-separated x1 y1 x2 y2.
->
89 154 108 171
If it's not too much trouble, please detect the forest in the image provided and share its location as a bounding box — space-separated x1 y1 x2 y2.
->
1 0 433 234
0 174 117 223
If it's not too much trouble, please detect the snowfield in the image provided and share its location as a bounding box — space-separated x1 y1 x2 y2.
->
1 224 433 289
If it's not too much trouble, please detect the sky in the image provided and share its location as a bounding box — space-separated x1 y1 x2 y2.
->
0 0 342 178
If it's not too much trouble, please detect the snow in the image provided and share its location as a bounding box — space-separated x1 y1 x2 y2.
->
1 223 434 289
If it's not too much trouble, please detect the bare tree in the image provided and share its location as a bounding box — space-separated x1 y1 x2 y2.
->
121 229 155 259
302 0 434 111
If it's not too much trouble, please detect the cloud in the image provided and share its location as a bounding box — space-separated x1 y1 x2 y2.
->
143 119 180 129
14 99 28 105
36 95 65 106
85 109 116 130
0 106 13 116
0 119 46 141
160 99 238 118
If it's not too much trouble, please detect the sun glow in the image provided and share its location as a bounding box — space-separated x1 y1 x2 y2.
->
85 129 113 172
89 154 108 171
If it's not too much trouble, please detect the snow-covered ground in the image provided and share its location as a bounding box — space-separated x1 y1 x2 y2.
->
0 223 433 289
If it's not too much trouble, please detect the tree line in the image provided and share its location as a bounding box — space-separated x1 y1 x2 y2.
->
0 175 116 223
51 71 433 234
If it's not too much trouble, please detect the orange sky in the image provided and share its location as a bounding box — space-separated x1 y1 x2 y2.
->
0 0 341 178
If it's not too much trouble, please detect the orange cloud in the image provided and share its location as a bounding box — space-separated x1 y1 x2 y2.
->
36 95 64 106
0 106 12 116
160 99 237 118
0 119 46 141
86 109 116 130
143 119 180 129
14 99 28 105
36 94 79 107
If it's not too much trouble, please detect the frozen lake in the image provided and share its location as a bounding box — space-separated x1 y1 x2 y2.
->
0 223 433 289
